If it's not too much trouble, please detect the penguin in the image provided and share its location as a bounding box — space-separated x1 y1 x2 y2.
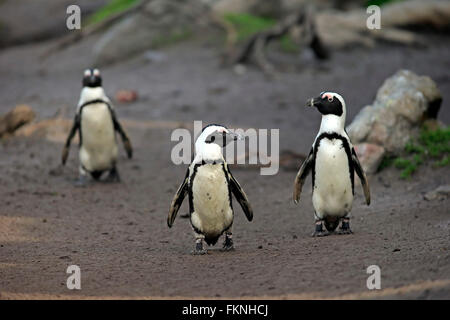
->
62 68 133 185
293 92 370 236
168 124 253 254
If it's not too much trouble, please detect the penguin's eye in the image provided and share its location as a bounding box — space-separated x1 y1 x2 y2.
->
322 93 334 102
209 136 215 143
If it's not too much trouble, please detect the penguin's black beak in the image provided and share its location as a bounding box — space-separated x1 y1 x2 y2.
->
83 75 102 88
306 97 318 108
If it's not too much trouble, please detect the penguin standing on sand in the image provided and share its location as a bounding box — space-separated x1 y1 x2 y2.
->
62 68 133 185
293 92 370 236
168 124 253 254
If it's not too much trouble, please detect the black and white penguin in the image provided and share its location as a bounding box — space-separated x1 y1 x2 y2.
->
62 68 133 185
293 92 370 236
168 124 253 254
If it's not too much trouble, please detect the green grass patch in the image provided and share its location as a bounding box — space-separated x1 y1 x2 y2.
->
418 126 450 157
366 0 404 7
87 0 139 25
380 125 450 178
223 13 276 42
434 155 449 167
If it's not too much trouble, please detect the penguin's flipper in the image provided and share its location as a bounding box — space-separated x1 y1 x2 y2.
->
352 148 371 206
293 148 314 204
167 169 189 228
110 108 133 159
62 114 80 165
225 164 253 222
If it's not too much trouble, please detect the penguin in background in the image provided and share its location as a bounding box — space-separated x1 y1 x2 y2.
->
168 124 253 255
62 68 133 185
293 92 370 236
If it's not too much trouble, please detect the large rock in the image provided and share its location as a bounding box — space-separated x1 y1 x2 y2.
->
93 0 207 66
347 70 442 168
353 143 385 175
316 0 450 49
0 105 36 137
424 185 450 201
0 0 106 48
14 118 73 143
211 0 363 18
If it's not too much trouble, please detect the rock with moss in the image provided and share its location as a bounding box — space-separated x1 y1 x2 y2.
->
93 0 207 66
347 70 443 174
211 0 361 18
348 70 442 155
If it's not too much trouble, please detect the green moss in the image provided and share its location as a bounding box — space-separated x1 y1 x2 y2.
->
434 155 449 167
279 35 299 54
418 126 450 157
223 13 303 55
152 29 192 48
381 126 450 178
366 0 404 7
413 154 423 166
393 157 417 179
400 165 417 179
223 13 276 42
404 141 424 154
393 158 411 169
378 156 394 171
87 0 139 25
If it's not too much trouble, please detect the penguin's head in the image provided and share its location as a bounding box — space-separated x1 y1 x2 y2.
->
82 68 102 88
306 92 345 117
195 124 243 161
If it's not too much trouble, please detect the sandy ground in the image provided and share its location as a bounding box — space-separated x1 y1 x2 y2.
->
0 30 449 299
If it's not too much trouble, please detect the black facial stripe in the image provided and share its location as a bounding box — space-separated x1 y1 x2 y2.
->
316 96 343 116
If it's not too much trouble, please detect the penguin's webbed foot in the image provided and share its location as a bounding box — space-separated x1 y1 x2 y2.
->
311 230 329 237
221 234 234 251
105 167 121 183
74 175 89 187
337 218 353 235
192 240 207 255
311 220 329 237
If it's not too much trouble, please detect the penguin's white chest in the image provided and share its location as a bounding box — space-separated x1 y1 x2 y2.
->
79 103 118 171
313 138 353 218
190 164 233 237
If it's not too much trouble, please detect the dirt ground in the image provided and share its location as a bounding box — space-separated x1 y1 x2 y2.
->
0 30 449 299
